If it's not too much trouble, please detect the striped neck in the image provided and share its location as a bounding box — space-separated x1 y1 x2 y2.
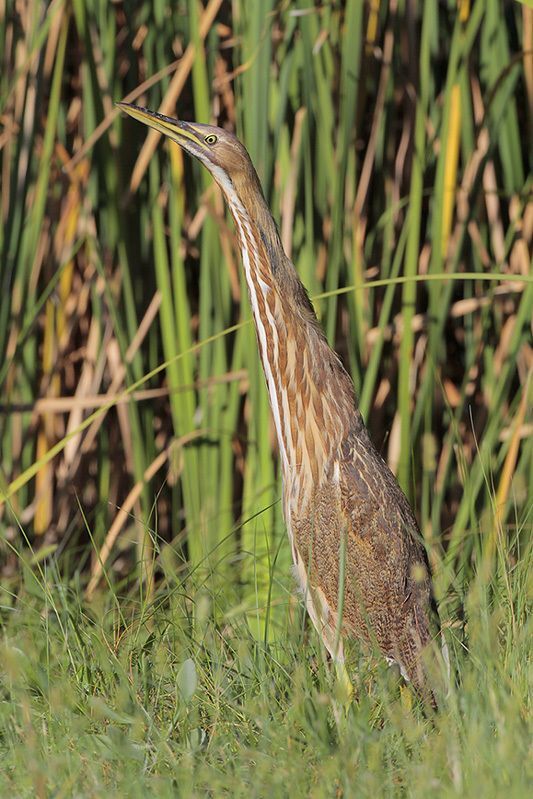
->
213 166 356 491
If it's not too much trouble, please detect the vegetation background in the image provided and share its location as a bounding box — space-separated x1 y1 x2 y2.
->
0 0 531 795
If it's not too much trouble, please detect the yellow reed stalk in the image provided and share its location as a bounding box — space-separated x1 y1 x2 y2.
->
365 0 380 54
441 83 462 258
55 161 87 339
34 302 55 534
34 163 84 534
458 0 470 23
492 372 531 541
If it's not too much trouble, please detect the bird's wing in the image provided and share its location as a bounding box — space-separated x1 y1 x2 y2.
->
337 413 441 690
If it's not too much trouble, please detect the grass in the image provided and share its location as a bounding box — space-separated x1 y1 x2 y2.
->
0 537 531 797
0 0 532 795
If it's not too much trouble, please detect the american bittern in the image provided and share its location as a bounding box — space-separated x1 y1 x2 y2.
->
119 103 447 704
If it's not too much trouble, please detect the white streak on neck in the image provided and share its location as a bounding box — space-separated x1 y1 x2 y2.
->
210 165 289 473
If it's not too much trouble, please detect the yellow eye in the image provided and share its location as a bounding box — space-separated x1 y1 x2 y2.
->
204 134 218 145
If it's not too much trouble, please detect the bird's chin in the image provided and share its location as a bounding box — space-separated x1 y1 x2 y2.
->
171 137 205 161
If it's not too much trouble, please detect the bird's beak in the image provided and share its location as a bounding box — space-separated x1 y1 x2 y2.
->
117 102 209 154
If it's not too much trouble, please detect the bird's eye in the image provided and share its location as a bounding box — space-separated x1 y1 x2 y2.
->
204 134 218 145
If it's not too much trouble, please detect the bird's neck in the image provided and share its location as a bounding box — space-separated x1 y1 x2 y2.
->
220 176 356 485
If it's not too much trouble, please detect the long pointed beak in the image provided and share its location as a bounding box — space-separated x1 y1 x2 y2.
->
117 102 209 153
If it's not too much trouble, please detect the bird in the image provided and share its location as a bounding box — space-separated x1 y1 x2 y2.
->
119 102 447 705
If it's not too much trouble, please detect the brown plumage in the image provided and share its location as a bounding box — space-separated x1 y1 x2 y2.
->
119 104 447 704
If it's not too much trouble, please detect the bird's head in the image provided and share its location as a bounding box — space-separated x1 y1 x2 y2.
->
118 103 259 202
119 103 320 333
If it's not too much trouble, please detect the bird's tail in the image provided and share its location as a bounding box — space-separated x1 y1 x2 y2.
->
397 615 451 709
409 636 451 709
